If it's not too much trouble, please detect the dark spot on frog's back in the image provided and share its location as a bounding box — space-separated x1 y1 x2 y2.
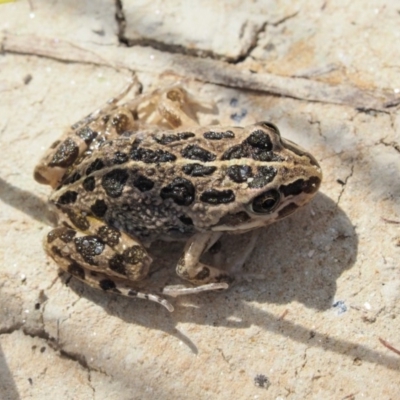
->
133 175 154 192
203 130 235 140
155 134 179 145
90 199 108 218
101 168 129 198
200 189 235 205
49 138 79 168
112 151 129 165
246 130 273 151
160 178 195 206
130 147 176 163
248 166 277 189
82 176 95 192
154 131 195 144
57 190 78 205
181 144 216 162
86 158 105 176
227 165 252 183
221 130 280 162
178 132 196 140
182 163 217 177
221 144 246 160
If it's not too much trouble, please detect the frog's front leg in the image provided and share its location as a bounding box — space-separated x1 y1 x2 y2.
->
45 215 174 311
176 232 235 286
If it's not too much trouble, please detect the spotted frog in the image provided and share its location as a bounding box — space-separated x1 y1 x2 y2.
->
34 81 322 311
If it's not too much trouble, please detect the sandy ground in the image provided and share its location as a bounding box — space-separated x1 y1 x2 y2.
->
0 1 399 399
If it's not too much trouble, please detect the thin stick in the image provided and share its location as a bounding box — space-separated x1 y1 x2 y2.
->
379 337 400 356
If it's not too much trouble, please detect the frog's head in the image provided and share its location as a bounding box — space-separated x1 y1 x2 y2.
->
207 122 322 233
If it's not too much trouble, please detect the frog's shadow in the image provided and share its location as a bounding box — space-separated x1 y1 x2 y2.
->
66 191 358 330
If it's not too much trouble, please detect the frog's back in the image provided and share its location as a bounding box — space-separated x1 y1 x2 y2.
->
51 123 321 242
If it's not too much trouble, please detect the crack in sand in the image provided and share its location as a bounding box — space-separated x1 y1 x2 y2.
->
379 139 400 154
336 164 355 206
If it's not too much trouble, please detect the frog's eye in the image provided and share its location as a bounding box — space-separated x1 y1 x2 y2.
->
257 122 280 136
250 189 281 214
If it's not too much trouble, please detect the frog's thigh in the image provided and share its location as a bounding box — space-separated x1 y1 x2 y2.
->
176 232 234 285
45 218 175 311
45 217 151 284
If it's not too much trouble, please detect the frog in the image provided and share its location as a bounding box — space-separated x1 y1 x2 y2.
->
34 78 322 312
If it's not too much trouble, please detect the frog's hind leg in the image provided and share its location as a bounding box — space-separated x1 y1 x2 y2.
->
45 218 174 312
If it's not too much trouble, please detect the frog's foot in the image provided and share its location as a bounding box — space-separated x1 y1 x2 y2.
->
176 232 235 286
45 217 174 311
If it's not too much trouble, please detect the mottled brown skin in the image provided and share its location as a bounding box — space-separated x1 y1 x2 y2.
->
35 82 322 311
